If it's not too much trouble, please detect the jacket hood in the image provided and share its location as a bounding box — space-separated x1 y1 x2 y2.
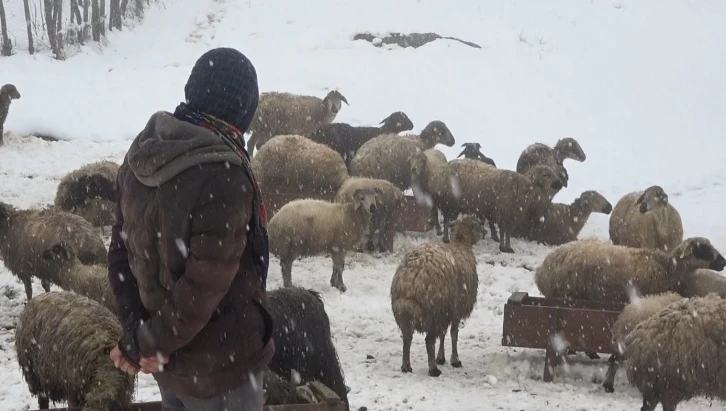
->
127 111 243 187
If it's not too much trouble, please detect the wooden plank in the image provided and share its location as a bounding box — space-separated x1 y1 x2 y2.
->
30 400 346 411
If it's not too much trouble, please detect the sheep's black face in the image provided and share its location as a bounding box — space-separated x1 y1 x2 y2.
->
551 180 563 190
711 254 726 271
602 203 613 214
0 84 20 100
639 202 648 213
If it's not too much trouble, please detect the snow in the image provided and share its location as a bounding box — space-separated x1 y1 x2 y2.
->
1 0 726 409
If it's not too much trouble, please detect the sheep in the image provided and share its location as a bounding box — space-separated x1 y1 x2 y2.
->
0 83 21 146
54 160 120 228
457 142 496 167
247 90 349 156
602 292 683 393
514 190 613 246
40 241 117 314
422 148 448 234
516 137 584 198
349 120 456 190
535 237 726 303
307 111 414 168
267 188 380 292
268 287 349 410
0 202 107 300
680 268 726 299
252 135 350 196
335 177 403 253
15 291 134 410
609 185 684 252
624 293 726 411
391 217 483 377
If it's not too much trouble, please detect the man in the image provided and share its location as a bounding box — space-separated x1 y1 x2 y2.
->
108 47 274 411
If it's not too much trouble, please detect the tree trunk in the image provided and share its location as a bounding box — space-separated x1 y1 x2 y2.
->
91 0 100 41
70 0 83 43
109 0 121 31
53 0 63 58
0 0 12 56
23 0 34 54
99 0 105 36
44 0 57 52
82 0 90 41
134 0 143 18
120 0 128 16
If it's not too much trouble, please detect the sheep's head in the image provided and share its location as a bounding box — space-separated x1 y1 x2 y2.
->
636 185 668 213
352 188 380 214
526 165 563 191
419 120 455 149
577 190 612 214
673 237 726 272
42 241 76 264
451 217 486 245
554 164 570 188
458 142 482 159
323 90 348 115
0 84 20 100
555 137 585 162
379 111 414 134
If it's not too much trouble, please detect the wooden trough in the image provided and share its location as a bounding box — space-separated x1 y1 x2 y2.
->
501 292 626 382
31 399 347 411
262 191 432 233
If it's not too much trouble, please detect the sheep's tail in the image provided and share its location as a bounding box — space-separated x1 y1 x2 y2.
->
392 298 424 331
62 174 117 209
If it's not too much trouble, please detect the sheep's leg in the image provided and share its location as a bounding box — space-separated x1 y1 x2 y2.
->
436 331 446 365
488 219 500 242
401 329 413 373
498 222 514 253
330 251 347 293
429 205 443 236
367 211 381 252
450 319 462 368
379 216 395 253
280 258 294 288
40 278 51 293
640 395 659 411
22 278 33 300
602 354 619 393
660 398 678 411
442 214 452 244
425 332 442 377
37 393 49 409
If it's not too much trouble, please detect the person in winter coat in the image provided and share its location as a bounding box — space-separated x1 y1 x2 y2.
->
107 47 275 411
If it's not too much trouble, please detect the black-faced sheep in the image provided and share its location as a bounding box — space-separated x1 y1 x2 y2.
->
680 268 726 299
457 142 496 167
247 90 349 156
335 177 403 253
0 202 107 300
602 292 683 393
267 188 380 292
514 190 613 246
391 217 483 377
252 135 350 196
41 241 117 314
307 111 414 168
15 291 134 410
349 120 456 190
0 83 21 146
609 185 684 252
268 287 349 410
54 160 120 228
535 237 726 303
516 137 584 198
625 293 726 411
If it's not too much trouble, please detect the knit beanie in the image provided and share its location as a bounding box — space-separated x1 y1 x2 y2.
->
184 47 259 133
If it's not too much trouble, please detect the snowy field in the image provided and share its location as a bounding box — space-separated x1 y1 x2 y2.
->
1 0 726 410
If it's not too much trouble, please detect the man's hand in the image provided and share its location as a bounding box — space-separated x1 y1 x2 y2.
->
110 346 139 376
139 352 170 374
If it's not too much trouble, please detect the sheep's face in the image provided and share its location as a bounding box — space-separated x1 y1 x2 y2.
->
555 164 569 188
41 242 73 263
352 188 380 214
408 153 428 180
580 190 612 214
421 120 455 148
528 165 562 191
451 217 486 244
556 137 586 162
380 111 414 133
676 237 726 272
323 90 348 116
636 185 668 213
458 142 482 159
0 84 20 100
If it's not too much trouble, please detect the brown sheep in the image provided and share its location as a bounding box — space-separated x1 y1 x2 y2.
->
0 83 21 146
247 90 349 156
609 185 684 252
0 202 107 299
54 160 120 228
349 120 456 190
391 217 483 377
515 137 584 198
252 135 350 196
457 142 496 167
680 268 726 299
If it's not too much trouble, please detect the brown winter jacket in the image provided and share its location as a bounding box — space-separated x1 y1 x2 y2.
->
108 111 274 398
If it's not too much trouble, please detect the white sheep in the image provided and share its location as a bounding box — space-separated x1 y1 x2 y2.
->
54 160 120 228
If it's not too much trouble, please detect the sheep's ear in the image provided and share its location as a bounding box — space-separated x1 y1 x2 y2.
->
635 192 646 204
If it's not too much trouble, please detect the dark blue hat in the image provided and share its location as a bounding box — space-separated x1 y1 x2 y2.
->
184 47 259 133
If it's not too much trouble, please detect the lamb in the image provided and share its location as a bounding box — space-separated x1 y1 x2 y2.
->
609 185 684 252
602 292 683 393
307 111 414 168
535 237 726 303
267 188 380 292
457 142 496 167
268 287 349 410
625 293 726 411
391 217 483 377
247 90 349 156
515 190 613 245
41 241 117 314
252 135 350 196
15 291 134 410
0 202 107 300
516 137 584 198
349 120 456 190
0 83 21 146
680 268 726 299
54 160 120 228
335 177 403 253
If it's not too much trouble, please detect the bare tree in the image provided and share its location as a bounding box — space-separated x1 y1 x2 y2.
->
0 0 12 56
23 0 34 54
83 0 90 40
43 0 57 52
52 0 63 58
91 0 100 41
109 0 121 31
70 0 83 43
99 0 105 36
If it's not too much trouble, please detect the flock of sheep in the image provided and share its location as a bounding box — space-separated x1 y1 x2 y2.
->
1 84 725 411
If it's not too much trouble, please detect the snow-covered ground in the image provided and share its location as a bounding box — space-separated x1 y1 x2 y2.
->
1 0 726 409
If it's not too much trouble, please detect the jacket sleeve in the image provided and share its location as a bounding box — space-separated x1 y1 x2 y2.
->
108 166 150 365
136 170 252 357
